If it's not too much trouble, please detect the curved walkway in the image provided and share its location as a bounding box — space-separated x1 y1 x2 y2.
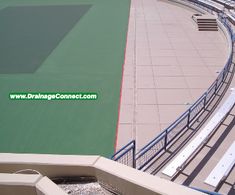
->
116 0 229 152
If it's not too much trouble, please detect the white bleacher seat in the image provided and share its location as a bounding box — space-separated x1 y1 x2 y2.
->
198 0 224 12
230 10 235 17
162 91 235 177
213 0 226 5
227 12 235 25
212 0 235 8
204 141 235 187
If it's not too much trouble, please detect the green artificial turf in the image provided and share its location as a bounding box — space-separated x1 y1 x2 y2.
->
0 0 130 157
0 5 91 73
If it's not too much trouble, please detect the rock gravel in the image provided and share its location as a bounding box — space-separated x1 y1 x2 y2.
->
58 182 114 195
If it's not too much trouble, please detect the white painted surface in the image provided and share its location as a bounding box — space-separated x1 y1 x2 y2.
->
204 141 235 187
162 91 235 177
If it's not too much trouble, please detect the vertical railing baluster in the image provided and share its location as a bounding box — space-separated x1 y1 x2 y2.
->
133 140 136 168
164 130 168 151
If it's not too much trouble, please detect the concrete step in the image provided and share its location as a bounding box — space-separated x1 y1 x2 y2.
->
192 14 218 31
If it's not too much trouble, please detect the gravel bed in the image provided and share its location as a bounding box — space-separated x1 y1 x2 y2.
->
58 182 114 195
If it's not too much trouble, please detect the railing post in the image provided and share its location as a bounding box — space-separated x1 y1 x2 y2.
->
187 110 191 127
222 68 225 81
164 130 168 150
133 140 136 168
215 79 218 94
203 94 207 108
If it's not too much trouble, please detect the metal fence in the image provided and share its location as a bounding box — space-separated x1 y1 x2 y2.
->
112 0 234 170
135 13 234 170
111 140 136 168
189 186 222 195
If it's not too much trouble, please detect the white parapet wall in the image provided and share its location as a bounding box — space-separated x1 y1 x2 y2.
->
0 173 67 195
0 173 42 195
0 153 204 195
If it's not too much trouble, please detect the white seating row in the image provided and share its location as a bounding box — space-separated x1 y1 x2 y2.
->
162 90 235 177
197 0 224 12
212 0 235 8
204 141 235 187
227 12 235 25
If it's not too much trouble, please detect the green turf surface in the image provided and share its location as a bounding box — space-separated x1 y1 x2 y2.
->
0 5 91 73
0 0 130 157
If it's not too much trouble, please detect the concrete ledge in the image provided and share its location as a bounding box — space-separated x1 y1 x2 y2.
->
0 153 98 177
0 173 67 195
0 153 100 166
36 177 67 195
95 157 203 195
0 173 41 185
0 153 204 195
0 173 41 195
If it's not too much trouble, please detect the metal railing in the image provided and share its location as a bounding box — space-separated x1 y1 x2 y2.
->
189 186 222 195
112 0 234 171
135 55 233 170
111 140 136 168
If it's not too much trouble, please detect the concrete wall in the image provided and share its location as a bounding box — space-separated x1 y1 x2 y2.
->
0 153 204 195
0 173 67 195
0 173 39 195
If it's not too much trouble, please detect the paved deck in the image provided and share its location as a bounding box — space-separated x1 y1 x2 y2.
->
116 0 229 152
115 0 235 193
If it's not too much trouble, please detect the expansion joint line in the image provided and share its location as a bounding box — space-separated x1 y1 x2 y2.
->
133 1 137 149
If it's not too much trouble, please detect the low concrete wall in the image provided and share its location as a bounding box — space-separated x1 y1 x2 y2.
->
0 154 98 177
36 177 67 195
94 157 203 195
0 173 38 195
0 173 66 195
0 153 204 195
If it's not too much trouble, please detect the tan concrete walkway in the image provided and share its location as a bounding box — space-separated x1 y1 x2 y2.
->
116 0 229 152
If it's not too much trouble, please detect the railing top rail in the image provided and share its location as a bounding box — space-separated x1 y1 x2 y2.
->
112 147 134 162
111 140 135 160
134 0 234 163
136 131 166 157
190 93 206 111
188 186 222 195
